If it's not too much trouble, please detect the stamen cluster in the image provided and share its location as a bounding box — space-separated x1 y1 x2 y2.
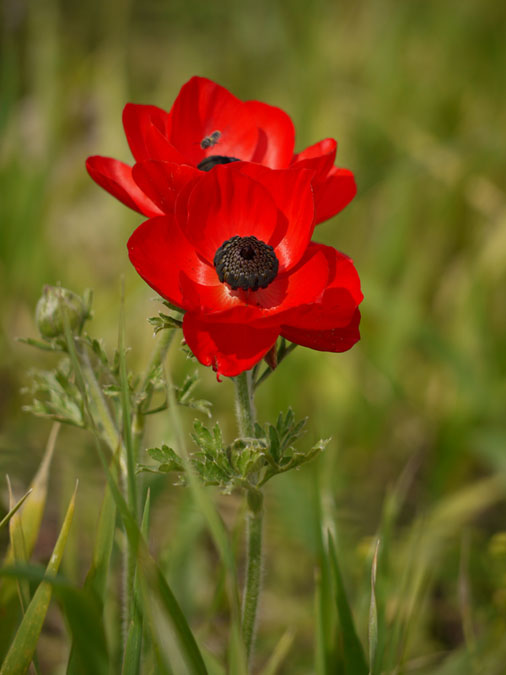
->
214 235 279 291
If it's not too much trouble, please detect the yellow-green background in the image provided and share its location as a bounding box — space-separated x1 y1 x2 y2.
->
1 0 506 672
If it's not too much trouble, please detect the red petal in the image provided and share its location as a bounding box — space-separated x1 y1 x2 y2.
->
245 100 295 168
230 164 315 272
283 245 363 330
168 76 259 166
127 215 214 308
132 161 200 214
313 167 357 225
281 308 361 353
183 312 279 377
292 138 337 165
122 103 181 162
86 156 162 218
178 242 331 325
184 166 281 264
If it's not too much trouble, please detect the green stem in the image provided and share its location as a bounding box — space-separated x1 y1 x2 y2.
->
234 371 263 663
79 346 126 463
242 491 263 662
234 370 256 437
132 328 175 454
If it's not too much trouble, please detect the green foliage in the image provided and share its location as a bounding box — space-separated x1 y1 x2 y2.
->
22 360 86 427
3 0 506 672
0 485 77 675
141 410 327 493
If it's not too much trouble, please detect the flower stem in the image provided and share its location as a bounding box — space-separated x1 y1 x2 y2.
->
242 489 263 662
132 328 175 454
234 370 256 437
234 371 263 663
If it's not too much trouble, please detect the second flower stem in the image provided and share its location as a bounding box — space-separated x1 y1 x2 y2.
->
234 371 263 663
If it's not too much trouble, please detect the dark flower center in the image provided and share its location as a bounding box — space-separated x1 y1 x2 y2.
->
214 235 279 291
197 155 241 171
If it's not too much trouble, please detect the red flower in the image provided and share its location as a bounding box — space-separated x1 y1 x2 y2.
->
127 162 362 378
87 76 356 225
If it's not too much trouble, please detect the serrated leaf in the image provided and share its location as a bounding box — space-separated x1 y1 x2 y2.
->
268 424 281 463
147 445 184 472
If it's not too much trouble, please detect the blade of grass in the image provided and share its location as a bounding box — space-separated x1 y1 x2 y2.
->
313 472 338 675
122 490 151 675
5 480 42 675
259 629 295 675
2 423 59 567
368 539 380 675
0 424 59 661
328 532 368 675
0 488 32 531
6 477 31 613
0 482 77 675
1 566 109 675
66 456 118 675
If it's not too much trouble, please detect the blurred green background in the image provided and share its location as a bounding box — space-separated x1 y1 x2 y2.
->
2 0 506 672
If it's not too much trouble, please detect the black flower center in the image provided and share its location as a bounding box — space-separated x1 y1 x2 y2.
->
214 235 279 291
197 155 241 171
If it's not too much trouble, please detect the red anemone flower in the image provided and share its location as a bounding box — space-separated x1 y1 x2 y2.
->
87 76 356 225
127 162 362 378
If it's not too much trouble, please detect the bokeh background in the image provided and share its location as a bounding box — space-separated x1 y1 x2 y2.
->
2 0 506 672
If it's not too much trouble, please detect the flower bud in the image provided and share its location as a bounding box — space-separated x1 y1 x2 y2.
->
35 286 87 339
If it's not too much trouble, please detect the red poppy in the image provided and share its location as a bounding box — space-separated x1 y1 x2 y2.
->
87 76 356 225
127 162 362 378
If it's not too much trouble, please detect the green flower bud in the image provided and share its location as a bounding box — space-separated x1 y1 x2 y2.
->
35 286 88 339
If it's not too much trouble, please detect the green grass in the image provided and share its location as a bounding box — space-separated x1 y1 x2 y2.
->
1 0 506 672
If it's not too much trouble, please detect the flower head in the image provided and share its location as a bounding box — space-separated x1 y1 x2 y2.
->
36 286 88 339
87 76 356 225
127 162 362 378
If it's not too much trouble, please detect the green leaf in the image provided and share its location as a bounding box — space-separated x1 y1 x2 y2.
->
267 425 281 463
0 425 59 661
0 489 32 531
147 445 184 472
327 532 368 675
368 540 380 675
0 483 77 675
122 491 151 675
67 460 117 675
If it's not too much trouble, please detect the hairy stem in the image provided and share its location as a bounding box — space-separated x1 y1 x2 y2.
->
132 328 175 454
234 371 263 664
242 490 263 662
234 370 256 437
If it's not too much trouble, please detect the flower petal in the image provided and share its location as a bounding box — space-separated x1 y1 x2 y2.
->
313 167 357 225
86 156 163 217
183 312 279 378
127 215 214 308
245 100 295 168
292 138 337 165
122 103 180 162
281 308 361 352
132 161 200 214
233 164 315 271
291 140 357 224
282 245 363 331
183 166 281 264
168 76 259 167
178 242 332 325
